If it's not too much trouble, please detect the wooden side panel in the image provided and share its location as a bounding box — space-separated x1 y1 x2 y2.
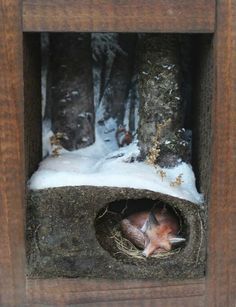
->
23 33 42 179
22 0 215 33
26 278 205 306
0 0 26 305
192 35 213 202
206 0 236 306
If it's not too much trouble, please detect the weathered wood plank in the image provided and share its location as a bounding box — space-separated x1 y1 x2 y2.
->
206 0 236 306
78 297 205 307
26 278 205 305
22 0 215 33
23 33 42 179
0 0 26 305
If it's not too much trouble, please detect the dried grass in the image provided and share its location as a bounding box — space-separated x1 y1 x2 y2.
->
109 224 181 260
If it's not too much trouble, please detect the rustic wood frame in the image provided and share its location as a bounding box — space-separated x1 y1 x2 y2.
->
0 1 235 306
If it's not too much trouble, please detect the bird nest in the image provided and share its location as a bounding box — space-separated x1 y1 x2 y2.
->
110 224 182 260
95 200 185 262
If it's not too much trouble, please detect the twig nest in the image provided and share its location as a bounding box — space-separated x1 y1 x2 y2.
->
95 202 186 260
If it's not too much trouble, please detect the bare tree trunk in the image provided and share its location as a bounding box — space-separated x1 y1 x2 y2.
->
101 34 137 126
47 33 95 151
137 35 190 167
128 76 139 134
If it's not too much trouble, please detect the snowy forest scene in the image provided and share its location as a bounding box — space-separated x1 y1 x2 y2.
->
28 33 203 205
26 33 209 278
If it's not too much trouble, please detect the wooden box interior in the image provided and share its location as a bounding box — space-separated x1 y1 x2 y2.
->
1 1 235 305
23 33 212 281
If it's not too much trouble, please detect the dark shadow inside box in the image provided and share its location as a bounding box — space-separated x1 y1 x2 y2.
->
24 33 213 280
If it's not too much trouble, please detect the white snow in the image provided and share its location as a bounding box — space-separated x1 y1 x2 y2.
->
42 119 53 158
29 129 203 204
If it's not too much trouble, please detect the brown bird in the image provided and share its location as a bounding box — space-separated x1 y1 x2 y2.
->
115 126 133 147
120 205 185 257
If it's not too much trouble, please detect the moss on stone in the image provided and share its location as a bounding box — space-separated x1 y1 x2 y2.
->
26 186 206 280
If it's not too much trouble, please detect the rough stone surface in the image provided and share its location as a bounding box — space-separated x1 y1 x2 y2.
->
26 186 206 280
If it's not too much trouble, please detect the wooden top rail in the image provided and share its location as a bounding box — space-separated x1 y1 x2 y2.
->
22 0 215 33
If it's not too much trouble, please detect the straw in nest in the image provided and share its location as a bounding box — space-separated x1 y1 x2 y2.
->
109 225 181 260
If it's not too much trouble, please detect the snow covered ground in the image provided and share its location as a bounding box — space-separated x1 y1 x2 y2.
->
29 119 203 205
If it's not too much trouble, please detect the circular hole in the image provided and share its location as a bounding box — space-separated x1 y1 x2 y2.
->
95 198 187 263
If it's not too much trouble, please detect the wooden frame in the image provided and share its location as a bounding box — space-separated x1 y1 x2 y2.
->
22 0 215 33
0 1 235 306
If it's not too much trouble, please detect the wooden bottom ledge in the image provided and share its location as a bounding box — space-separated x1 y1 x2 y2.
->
26 278 205 306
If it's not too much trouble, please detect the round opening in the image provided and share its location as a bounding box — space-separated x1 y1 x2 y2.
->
95 198 187 263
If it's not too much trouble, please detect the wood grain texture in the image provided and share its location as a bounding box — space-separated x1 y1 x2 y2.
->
23 33 42 180
73 297 205 307
206 0 236 306
22 0 215 33
2 1 235 306
26 278 205 306
0 0 26 305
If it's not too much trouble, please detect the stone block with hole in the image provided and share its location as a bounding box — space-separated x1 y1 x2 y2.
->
26 186 205 280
